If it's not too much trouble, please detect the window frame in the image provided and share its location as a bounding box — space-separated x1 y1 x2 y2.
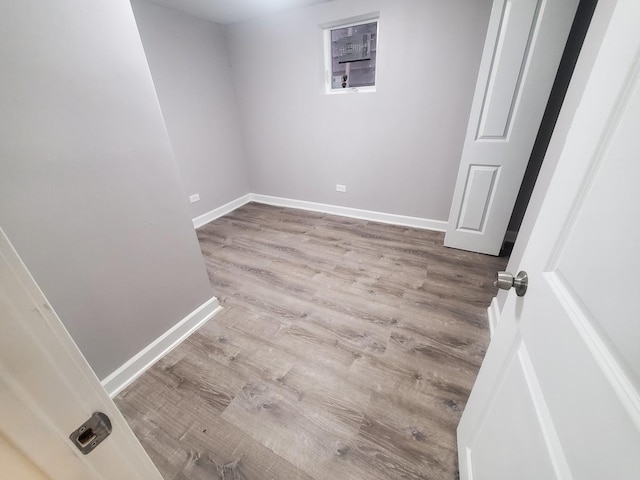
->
322 15 380 95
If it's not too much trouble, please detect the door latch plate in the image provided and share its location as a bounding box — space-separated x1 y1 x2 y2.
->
69 412 112 455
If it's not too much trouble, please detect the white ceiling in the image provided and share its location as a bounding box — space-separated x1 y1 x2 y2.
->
146 0 334 24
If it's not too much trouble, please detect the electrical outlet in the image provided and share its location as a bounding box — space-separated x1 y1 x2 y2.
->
189 194 200 203
336 184 347 193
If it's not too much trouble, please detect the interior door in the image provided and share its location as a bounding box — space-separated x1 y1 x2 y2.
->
444 0 579 255
0 228 163 480
457 0 640 478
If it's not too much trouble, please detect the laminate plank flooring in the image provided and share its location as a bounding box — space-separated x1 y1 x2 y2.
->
115 202 508 480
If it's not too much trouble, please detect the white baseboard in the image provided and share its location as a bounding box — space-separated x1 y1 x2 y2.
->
192 194 252 229
192 193 447 232
101 296 222 398
250 194 448 232
487 296 500 338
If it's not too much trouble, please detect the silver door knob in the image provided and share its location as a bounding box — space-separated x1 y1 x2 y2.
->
494 271 528 296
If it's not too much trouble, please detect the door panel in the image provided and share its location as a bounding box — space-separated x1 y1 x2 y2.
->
554 105 640 378
445 0 579 255
466 345 557 480
524 274 640 480
458 1 640 478
0 433 50 480
0 229 164 480
477 0 540 139
457 165 500 233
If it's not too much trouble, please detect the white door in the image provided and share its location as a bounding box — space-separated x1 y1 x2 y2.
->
457 0 640 478
0 228 163 480
444 0 579 255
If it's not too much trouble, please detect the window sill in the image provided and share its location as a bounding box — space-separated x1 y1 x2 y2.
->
325 86 376 95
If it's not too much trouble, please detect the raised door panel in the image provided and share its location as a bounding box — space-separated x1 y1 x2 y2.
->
465 345 558 480
0 433 50 480
521 63 640 479
553 75 640 384
523 273 640 480
477 0 541 140
457 165 500 232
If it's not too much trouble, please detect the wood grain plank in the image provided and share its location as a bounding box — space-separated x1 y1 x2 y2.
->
116 202 508 480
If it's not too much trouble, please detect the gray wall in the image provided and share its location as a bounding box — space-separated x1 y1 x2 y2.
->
131 0 250 219
227 0 492 220
0 0 213 379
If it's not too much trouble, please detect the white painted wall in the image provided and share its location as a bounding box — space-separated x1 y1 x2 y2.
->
0 0 213 379
131 0 250 219
227 0 492 221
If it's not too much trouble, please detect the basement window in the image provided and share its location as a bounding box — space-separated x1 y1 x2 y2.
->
323 17 378 94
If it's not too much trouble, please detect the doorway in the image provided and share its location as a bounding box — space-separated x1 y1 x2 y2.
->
504 0 599 248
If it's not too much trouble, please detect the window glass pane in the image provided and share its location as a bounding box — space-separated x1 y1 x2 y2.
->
330 21 377 89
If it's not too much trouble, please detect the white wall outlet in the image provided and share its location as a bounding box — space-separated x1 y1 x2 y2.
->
189 193 200 203
336 184 347 193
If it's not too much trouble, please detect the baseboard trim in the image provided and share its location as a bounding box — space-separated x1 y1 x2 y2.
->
250 194 448 232
101 296 222 398
487 296 500 338
192 193 447 232
192 194 253 229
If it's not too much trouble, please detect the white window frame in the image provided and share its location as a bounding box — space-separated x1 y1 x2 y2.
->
322 14 380 95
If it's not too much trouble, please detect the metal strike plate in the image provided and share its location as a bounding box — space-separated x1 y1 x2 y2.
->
69 412 112 455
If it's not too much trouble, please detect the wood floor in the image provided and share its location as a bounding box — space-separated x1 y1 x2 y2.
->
115 203 508 480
